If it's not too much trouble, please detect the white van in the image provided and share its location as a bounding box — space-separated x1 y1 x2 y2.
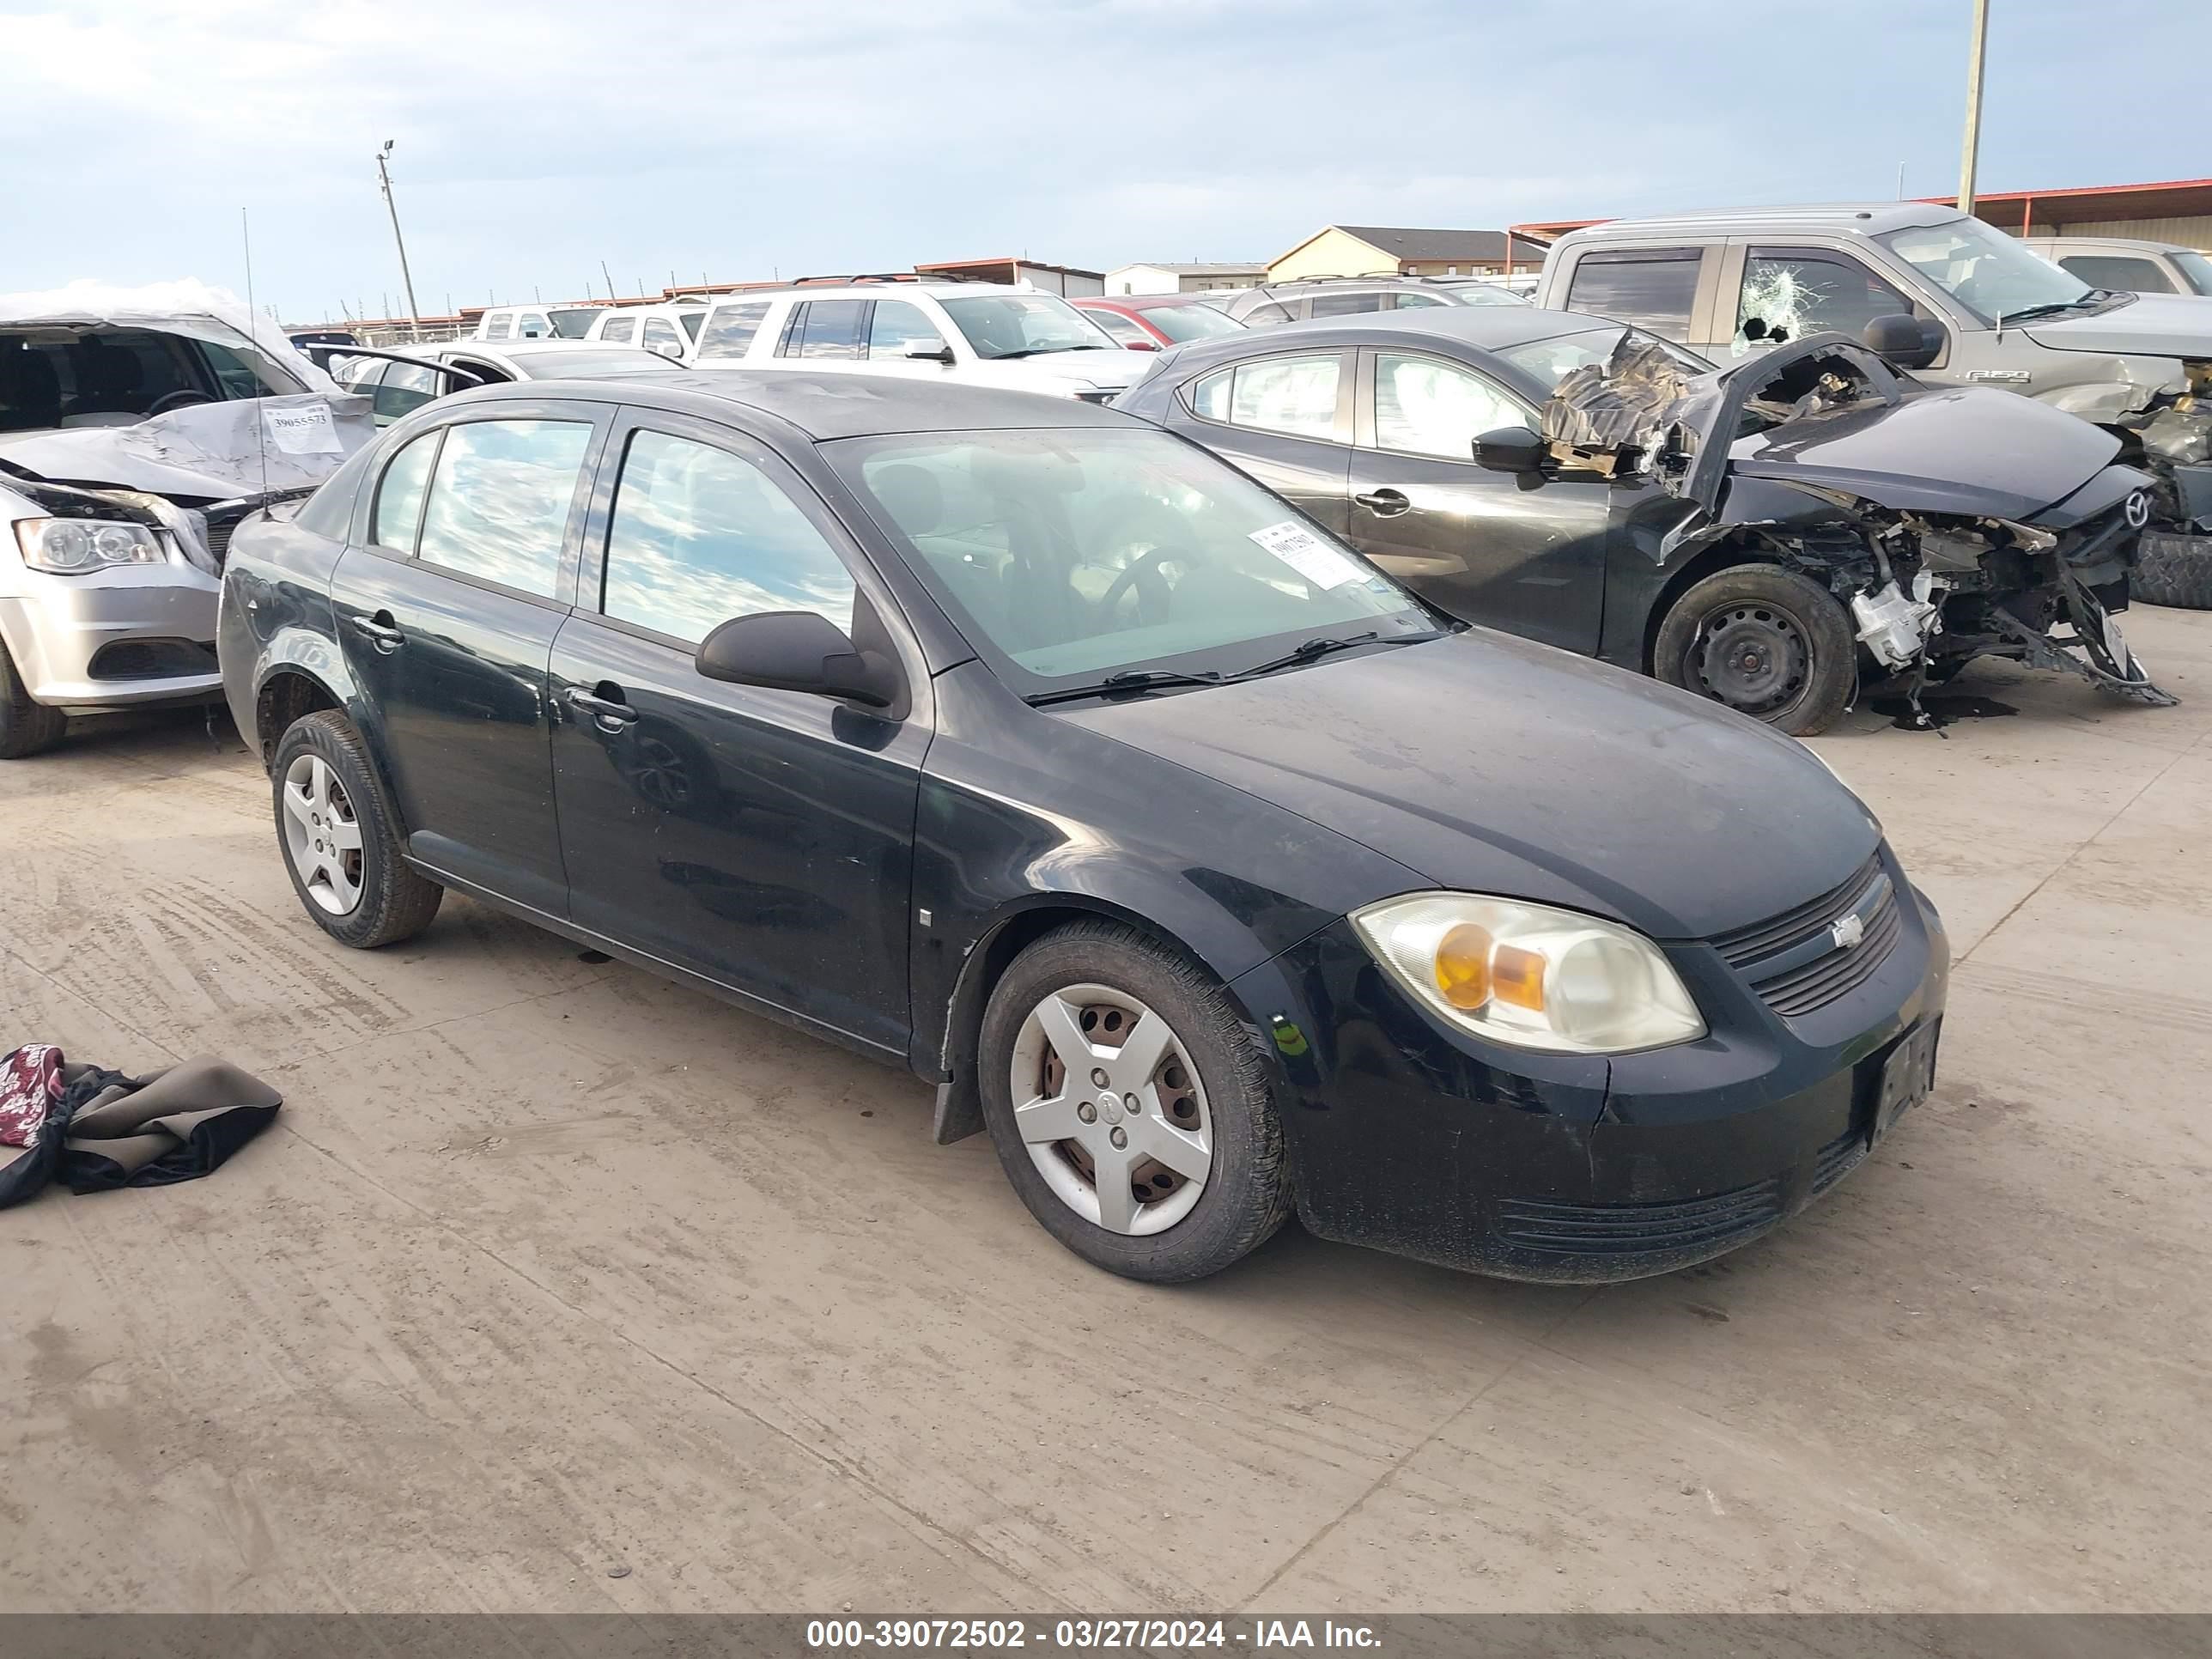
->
683 282 1152 401
581 303 704 358
471 304 604 343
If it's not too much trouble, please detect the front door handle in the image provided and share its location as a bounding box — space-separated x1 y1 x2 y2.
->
1354 488 1412 518
565 686 639 728
349 612 405 653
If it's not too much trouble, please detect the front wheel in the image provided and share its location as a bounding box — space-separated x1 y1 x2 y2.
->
1653 563 1857 737
0 640 68 759
978 921 1291 1283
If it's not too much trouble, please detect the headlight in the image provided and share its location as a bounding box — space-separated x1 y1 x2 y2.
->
1352 892 1705 1054
14 518 166 574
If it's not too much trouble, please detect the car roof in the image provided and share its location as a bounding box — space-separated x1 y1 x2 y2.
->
1162 305 1623 361
1078 293 1224 311
1554 203 1965 242
704 282 1036 306
2027 234 2196 253
434 368 1142 441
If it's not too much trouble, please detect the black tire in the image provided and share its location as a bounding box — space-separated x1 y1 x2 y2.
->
1653 562 1858 737
978 921 1291 1283
271 710 443 948
2133 532 2212 611
0 640 69 760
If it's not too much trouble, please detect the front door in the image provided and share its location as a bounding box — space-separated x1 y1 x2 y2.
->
548 411 927 1054
1343 348 1612 654
331 405 605 915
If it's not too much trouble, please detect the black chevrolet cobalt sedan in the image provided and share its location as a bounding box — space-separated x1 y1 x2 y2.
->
218 372 1948 1283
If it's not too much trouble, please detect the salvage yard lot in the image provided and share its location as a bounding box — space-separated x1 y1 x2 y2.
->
3 607 2209 1615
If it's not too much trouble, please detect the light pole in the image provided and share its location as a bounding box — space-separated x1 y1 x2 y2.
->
1957 0 1990 216
376 139 424 340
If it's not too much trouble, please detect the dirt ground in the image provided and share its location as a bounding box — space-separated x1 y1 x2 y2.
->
3 609 2209 1616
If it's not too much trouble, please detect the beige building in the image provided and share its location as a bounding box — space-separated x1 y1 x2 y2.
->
1267 225 1554 283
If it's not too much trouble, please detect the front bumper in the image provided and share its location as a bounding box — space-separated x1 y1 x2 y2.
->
1230 852 1950 1281
0 564 222 710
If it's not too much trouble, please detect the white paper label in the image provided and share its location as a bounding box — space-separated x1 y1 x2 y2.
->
264 402 342 456
1249 520 1364 590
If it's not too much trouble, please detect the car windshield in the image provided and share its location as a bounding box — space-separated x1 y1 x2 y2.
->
1876 217 2099 324
2170 250 2212 298
939 295 1118 359
1493 327 1714 394
827 427 1434 690
510 348 677 378
547 307 600 339
1146 303 1246 343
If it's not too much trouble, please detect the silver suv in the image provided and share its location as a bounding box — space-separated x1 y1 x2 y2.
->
1534 205 2212 602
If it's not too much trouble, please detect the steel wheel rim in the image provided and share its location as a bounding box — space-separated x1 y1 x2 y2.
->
1009 981 1212 1237
1693 603 1810 716
281 753 365 916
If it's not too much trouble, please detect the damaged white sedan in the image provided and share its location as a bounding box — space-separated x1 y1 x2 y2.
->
0 282 373 757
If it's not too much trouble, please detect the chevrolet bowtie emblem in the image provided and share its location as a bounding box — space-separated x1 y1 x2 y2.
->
1831 913 1865 951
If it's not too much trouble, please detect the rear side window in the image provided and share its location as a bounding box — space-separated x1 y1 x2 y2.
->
642 319 684 354
414 418 592 599
1189 353 1341 441
517 313 550 339
678 310 705 341
599 315 637 344
1310 291 1388 317
1565 248 1703 336
783 301 866 360
696 301 773 360
371 430 439 550
599 429 855 642
2056 254 2175 295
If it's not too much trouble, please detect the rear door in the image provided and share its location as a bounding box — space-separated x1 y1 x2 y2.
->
546 409 927 1053
1559 245 1714 352
1163 348 1353 533
331 400 608 915
1344 347 1611 653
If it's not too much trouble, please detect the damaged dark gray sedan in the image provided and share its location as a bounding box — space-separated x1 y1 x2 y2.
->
1117 308 2169 733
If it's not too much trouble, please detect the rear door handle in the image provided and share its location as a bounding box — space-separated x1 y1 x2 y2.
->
349 612 405 652
565 686 639 728
1354 488 1411 518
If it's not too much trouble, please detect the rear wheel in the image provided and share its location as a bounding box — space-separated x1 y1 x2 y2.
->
272 710 442 948
978 921 1291 1283
1654 563 1857 736
0 640 68 760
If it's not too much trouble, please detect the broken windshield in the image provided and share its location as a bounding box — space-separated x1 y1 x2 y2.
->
1876 218 2100 325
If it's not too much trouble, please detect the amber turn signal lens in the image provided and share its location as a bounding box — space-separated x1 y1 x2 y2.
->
1492 943 1547 1012
1432 922 1493 1010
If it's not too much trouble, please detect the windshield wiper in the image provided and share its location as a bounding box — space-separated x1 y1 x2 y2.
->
1997 296 2106 325
1231 632 1387 680
994 343 1110 359
1024 667 1224 707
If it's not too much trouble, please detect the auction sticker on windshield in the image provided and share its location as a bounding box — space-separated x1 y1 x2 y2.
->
264 402 343 455
1249 520 1364 589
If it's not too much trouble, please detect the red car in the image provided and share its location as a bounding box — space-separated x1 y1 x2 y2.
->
1073 294 1248 351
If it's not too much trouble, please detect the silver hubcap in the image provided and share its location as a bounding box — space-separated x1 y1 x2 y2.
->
281 753 365 916
1010 983 1212 1236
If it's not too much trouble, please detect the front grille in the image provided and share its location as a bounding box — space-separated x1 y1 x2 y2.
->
1811 1127 1869 1194
88 638 218 682
1711 854 1905 1019
1495 1180 1783 1256
203 516 238 566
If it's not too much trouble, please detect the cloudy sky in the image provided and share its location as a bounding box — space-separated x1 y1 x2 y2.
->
1 0 2204 325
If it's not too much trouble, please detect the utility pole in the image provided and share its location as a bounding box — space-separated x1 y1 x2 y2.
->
376 140 424 340
1957 0 1990 216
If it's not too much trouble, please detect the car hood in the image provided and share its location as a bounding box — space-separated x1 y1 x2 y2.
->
2021 292 2212 357
0 394 374 499
964 349 1154 392
1725 383 2118 521
1061 631 1881 941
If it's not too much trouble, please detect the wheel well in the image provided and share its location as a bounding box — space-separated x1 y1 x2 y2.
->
929 900 1206 1146
1640 538 1765 672
253 671 341 770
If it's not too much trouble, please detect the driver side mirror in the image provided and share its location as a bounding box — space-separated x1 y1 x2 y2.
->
904 343 956 364
1473 426 1547 475
1863 313 1943 370
696 611 899 709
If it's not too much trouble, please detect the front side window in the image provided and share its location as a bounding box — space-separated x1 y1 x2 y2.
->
1190 353 1341 441
937 294 1115 360
414 418 592 599
374 362 444 425
516 313 550 339
2056 254 2174 295
599 315 638 344
830 428 1426 688
1564 248 1703 337
1877 217 2094 324
371 430 439 550
2169 250 2212 297
1372 354 1531 459
642 319 684 354
548 308 599 339
1309 291 1387 317
866 300 947 358
1390 292 1447 309
198 340 279 398
600 429 854 643
1737 248 1915 345
696 301 772 360
785 300 865 360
